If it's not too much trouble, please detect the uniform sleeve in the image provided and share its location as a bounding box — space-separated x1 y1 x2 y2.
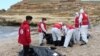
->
24 26 31 44
79 14 83 24
74 16 76 24
40 23 46 32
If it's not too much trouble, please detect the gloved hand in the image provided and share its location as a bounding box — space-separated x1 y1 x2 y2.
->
43 31 47 39
43 31 47 35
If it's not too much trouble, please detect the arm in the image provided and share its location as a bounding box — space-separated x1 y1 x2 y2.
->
62 26 68 35
79 14 83 27
24 26 31 44
41 23 46 33
61 26 66 35
79 14 83 24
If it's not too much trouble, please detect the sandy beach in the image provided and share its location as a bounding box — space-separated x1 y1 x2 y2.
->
0 25 100 56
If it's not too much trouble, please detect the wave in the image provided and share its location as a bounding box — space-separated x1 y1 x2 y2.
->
0 26 19 39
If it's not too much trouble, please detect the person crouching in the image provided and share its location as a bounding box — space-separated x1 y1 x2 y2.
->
63 24 75 48
51 22 62 46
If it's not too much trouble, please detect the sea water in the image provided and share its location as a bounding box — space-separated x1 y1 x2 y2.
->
0 26 19 39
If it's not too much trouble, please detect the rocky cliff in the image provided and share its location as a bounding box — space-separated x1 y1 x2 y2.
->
0 0 100 26
6 0 99 16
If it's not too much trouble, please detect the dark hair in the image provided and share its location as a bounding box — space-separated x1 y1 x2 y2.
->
26 16 33 20
42 18 47 21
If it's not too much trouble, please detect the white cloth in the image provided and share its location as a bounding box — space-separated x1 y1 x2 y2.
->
79 13 83 24
39 33 44 44
80 25 88 43
41 23 46 32
51 28 62 41
62 26 68 35
63 29 74 48
73 28 80 44
79 8 84 24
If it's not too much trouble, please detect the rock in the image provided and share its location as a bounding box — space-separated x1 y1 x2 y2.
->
0 9 6 13
1 0 100 26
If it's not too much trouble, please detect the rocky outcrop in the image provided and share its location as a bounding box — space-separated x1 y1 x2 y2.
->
0 9 6 13
6 0 99 16
7 0 78 13
1 0 100 26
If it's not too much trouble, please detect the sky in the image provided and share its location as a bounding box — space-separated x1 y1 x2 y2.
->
0 0 100 10
0 0 22 10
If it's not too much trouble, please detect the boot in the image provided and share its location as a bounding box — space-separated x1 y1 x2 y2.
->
57 41 62 46
40 43 44 46
68 42 73 47
53 41 55 46
80 41 87 46
50 46 57 50
54 41 58 46
80 42 87 46
56 41 58 46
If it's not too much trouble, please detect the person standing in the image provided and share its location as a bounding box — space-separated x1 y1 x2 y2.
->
38 18 47 46
79 8 89 45
73 12 81 44
18 16 33 56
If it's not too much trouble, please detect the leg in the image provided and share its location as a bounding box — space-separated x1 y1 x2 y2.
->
51 28 57 46
80 25 88 45
23 45 29 56
39 33 44 46
55 29 62 46
76 28 81 44
72 29 77 44
63 29 74 48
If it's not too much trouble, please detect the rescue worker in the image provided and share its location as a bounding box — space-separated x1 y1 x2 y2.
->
73 12 81 44
18 16 33 56
79 8 89 45
51 22 62 46
63 24 75 48
38 18 47 46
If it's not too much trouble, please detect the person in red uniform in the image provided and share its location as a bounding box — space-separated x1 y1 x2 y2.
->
38 18 47 46
79 8 89 45
63 23 75 48
73 12 81 44
18 16 33 56
51 22 62 46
